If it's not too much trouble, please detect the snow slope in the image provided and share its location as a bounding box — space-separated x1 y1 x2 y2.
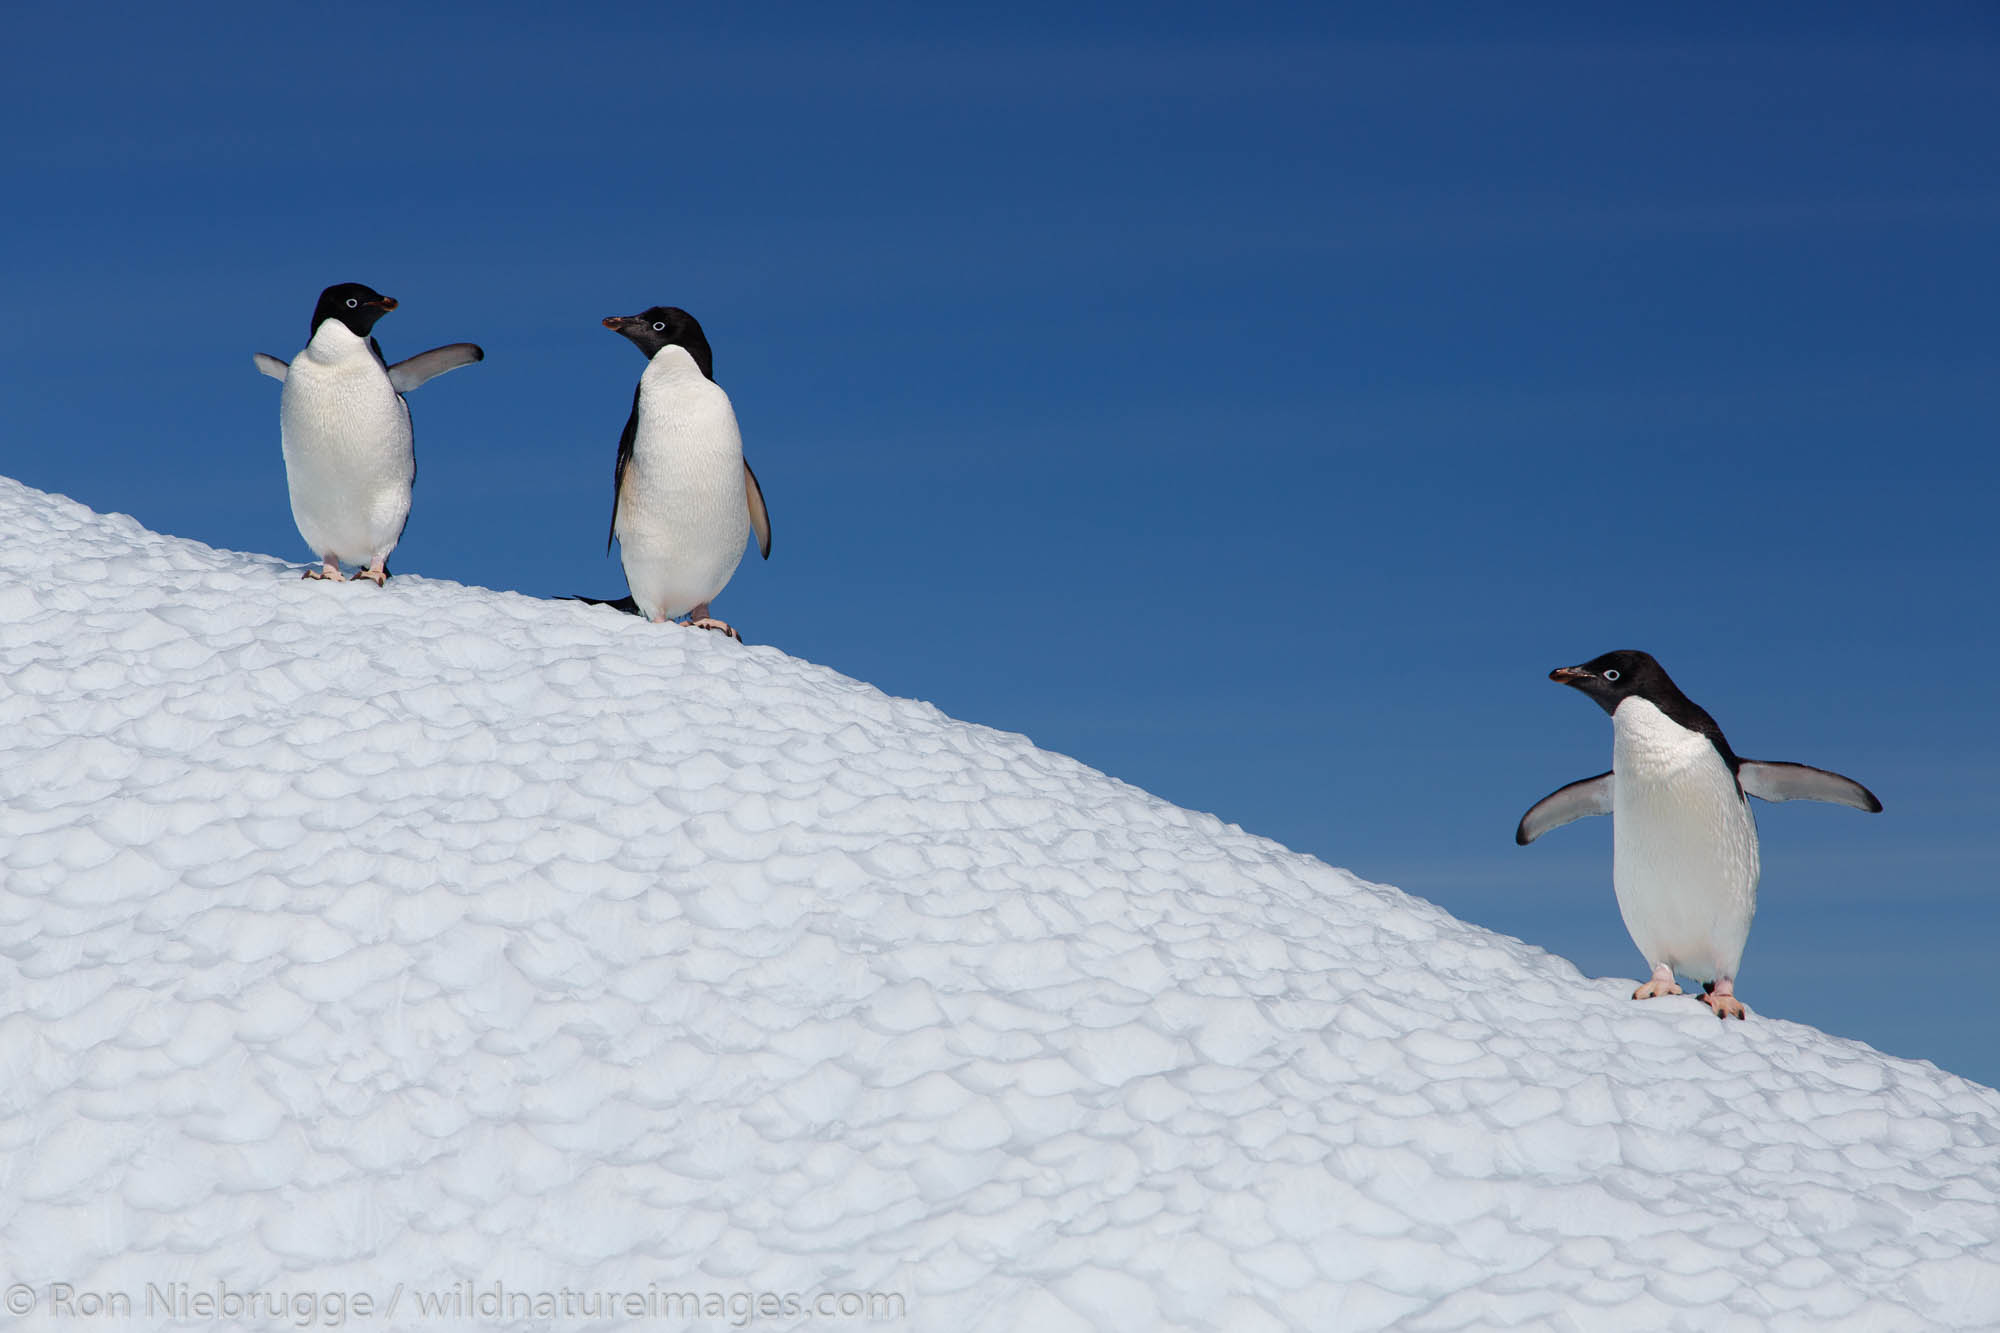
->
2 473 1997 1333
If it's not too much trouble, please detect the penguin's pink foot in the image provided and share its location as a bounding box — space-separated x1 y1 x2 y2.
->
1700 979 1746 1020
303 557 345 581
1632 964 1683 1000
688 618 741 641
354 562 388 587
684 603 741 641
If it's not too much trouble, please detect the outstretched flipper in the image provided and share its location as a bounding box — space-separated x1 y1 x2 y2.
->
388 343 485 393
746 459 771 559
253 353 289 382
1737 761 1882 812
1515 772 1614 845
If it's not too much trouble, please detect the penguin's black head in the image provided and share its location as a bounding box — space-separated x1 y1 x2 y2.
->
603 306 714 380
311 283 397 339
1549 649 1677 718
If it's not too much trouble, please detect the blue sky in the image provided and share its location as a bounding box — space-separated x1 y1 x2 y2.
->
5 4 1996 1082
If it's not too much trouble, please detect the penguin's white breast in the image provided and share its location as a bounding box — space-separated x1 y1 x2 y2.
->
619 359 745 533
278 324 414 556
1610 698 1760 975
614 351 750 615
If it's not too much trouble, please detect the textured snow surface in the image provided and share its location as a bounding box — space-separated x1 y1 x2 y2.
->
2 473 1999 1332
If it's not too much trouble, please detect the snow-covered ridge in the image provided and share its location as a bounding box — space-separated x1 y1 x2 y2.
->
1 474 1996 1332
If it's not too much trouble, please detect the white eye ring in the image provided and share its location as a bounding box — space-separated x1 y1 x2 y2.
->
346 298 358 308
652 322 665 332
1604 668 1621 682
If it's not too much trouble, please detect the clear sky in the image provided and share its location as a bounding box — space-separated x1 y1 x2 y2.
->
5 4 1995 1083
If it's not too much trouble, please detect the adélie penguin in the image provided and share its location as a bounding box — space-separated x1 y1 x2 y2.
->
602 306 771 640
1514 649 1881 1019
253 283 483 584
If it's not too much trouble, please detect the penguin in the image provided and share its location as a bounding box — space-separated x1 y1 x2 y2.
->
253 283 483 584
1514 650 1881 1019
602 305 771 640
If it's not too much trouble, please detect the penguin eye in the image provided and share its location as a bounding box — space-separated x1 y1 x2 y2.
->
1603 668 1621 682
346 298 359 309
652 321 666 332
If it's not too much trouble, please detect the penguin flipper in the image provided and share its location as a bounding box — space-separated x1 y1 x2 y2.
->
1738 761 1882 812
609 383 641 553
745 459 772 559
1515 772 1614 845
253 353 289 382
388 343 485 393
